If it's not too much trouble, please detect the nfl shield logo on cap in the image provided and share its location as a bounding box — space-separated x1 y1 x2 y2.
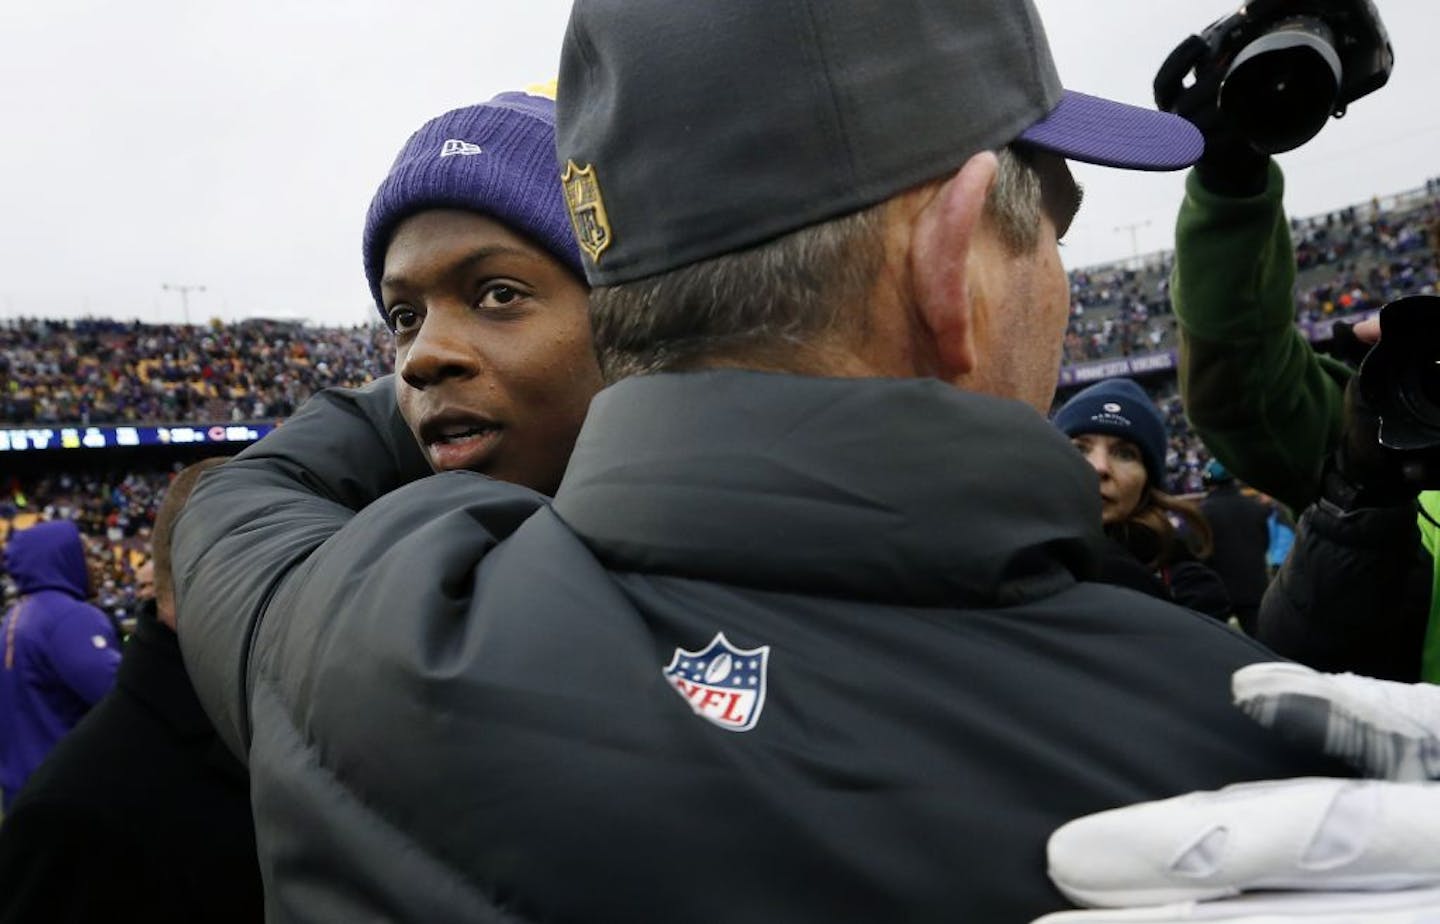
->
562 160 613 263
662 632 770 732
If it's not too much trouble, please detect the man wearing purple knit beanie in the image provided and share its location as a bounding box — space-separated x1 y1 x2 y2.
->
361 90 600 494
172 92 605 921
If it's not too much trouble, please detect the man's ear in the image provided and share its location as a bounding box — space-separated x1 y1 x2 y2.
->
157 591 178 631
909 151 997 380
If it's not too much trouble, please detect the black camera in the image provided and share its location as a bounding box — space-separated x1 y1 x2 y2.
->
1155 0 1393 155
1358 295 1440 454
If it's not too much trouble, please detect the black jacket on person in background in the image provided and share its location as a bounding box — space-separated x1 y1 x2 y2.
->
1200 483 1273 633
174 372 1345 924
1260 497 1432 682
1097 525 1232 621
0 605 262 924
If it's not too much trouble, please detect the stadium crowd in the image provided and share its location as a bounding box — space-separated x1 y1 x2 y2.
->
1 465 178 630
1061 185 1440 364
0 317 393 426
1063 257 1178 363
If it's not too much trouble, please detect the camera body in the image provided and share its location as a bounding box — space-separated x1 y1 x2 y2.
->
1358 296 1440 455
1155 0 1392 154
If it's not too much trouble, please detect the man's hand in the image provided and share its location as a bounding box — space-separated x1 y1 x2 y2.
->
1326 314 1440 505
1030 665 1440 923
1324 374 1421 510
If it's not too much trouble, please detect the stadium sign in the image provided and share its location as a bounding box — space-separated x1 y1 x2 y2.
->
1058 350 1178 387
0 422 276 453
1056 311 1377 388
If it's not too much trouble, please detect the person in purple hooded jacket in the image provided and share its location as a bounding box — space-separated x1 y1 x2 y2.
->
0 519 120 809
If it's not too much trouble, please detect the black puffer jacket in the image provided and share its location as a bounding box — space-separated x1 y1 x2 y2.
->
1260 496 1431 682
175 372 1343 924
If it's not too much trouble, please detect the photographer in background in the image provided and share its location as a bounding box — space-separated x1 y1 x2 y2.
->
1156 0 1438 682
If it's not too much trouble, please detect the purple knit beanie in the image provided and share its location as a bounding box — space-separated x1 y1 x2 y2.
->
362 92 582 317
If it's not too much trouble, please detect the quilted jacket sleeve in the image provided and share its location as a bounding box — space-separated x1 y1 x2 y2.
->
171 375 432 756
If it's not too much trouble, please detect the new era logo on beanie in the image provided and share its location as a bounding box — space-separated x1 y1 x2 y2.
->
1053 377 1169 488
555 0 1203 287
361 91 583 317
439 139 483 158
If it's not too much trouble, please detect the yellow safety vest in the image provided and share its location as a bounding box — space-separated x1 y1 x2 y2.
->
1415 492 1440 682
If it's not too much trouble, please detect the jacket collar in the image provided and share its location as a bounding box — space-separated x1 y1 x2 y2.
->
554 370 1102 606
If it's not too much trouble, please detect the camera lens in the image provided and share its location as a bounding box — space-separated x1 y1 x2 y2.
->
1220 18 1341 154
1399 352 1440 430
1359 296 1440 451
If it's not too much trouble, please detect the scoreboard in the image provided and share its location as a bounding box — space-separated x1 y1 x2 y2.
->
0 422 276 453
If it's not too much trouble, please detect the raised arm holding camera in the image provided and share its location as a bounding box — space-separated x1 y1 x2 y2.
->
1152 0 1440 685
1156 0 1393 511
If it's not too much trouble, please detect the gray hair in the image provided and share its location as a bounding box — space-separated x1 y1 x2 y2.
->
589 146 1043 382
986 146 1044 255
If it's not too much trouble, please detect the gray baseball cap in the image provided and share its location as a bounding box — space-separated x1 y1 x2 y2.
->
556 0 1203 286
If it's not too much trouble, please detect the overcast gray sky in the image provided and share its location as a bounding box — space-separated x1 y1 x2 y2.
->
2 1 1436 327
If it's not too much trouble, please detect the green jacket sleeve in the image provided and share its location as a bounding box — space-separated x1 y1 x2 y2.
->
1172 161 1351 512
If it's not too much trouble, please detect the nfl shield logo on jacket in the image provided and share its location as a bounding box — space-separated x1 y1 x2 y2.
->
662 632 770 732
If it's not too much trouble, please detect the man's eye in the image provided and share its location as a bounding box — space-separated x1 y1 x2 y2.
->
387 306 420 334
478 284 526 310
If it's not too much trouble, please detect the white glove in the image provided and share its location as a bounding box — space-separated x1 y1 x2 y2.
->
1231 663 1440 783
1030 663 1440 924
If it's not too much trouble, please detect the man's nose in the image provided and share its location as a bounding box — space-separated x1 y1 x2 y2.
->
399 307 481 390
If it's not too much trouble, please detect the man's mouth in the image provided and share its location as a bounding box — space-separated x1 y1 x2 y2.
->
431 422 498 445
419 414 504 472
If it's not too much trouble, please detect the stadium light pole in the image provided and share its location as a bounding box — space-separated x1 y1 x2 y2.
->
162 283 206 326
1113 220 1152 261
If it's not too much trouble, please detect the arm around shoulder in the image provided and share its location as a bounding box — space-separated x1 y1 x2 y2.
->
173 375 432 756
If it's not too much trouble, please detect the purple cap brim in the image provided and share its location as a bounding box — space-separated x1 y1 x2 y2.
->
1018 90 1203 171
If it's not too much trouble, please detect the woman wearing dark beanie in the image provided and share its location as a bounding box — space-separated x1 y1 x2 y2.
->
1053 377 1231 621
